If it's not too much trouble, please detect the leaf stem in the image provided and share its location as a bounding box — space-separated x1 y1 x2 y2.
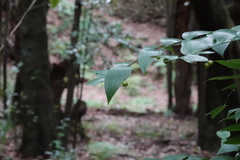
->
128 59 138 67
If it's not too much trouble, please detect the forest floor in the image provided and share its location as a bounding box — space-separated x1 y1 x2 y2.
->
0 7 217 160
75 13 216 160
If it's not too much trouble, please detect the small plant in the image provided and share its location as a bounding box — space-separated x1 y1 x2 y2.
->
45 140 76 160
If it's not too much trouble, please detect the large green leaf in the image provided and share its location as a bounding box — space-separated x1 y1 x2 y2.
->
216 130 231 139
224 135 240 144
182 30 211 40
208 74 240 81
217 144 239 155
50 0 61 8
160 38 182 47
212 43 230 58
222 123 240 132
206 105 227 119
86 70 108 86
138 49 163 74
179 55 208 63
180 35 214 55
213 29 237 42
211 156 234 160
104 63 132 103
216 59 240 70
162 155 188 160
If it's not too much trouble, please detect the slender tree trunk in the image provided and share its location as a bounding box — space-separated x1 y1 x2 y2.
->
165 0 176 110
167 0 192 116
15 0 56 157
63 0 82 148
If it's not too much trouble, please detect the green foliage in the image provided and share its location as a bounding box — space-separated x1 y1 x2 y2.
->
88 25 240 103
89 25 240 160
45 140 76 160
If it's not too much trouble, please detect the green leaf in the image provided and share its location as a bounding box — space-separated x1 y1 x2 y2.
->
50 0 61 8
182 30 211 40
86 70 108 86
219 115 235 124
216 59 240 70
160 55 178 60
222 123 240 132
179 55 208 63
222 83 238 91
206 105 227 119
232 25 240 31
164 46 175 54
180 35 214 55
216 130 231 139
217 144 239 155
162 155 188 160
187 156 209 160
180 40 198 55
213 29 237 42
224 135 240 144
104 63 132 103
211 155 234 160
235 109 240 122
160 38 182 47
208 74 240 81
138 49 163 74
212 43 230 58
143 158 161 160
227 109 238 117
235 153 240 160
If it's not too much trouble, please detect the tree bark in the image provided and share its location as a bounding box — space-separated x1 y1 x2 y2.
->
15 0 56 157
166 0 192 116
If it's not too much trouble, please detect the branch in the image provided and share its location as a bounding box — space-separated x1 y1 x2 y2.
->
0 0 37 52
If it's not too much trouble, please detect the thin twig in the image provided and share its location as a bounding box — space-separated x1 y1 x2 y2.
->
0 0 37 52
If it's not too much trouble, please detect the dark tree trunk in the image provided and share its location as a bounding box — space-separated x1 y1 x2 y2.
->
15 0 56 157
165 0 176 110
191 0 240 150
63 0 82 148
166 0 192 116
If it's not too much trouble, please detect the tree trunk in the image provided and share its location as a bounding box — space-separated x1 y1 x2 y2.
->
166 0 192 116
63 0 82 148
165 0 176 110
15 0 56 157
191 0 240 150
